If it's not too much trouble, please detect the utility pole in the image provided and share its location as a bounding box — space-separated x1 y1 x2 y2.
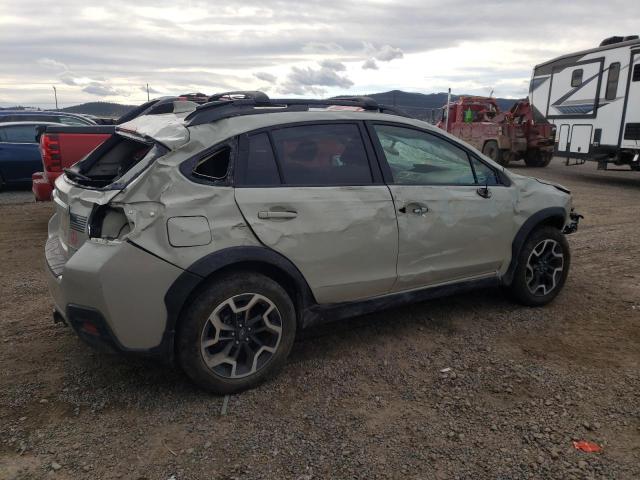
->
146 83 150 102
445 87 451 132
52 86 58 110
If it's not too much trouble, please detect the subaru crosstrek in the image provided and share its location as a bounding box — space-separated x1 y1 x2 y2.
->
45 92 581 394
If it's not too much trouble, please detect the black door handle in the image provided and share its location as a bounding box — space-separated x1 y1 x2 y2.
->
399 203 429 215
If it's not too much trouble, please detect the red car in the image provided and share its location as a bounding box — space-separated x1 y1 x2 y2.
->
33 96 211 201
34 127 113 201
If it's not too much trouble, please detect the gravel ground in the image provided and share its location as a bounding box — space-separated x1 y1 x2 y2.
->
0 188 35 205
0 159 639 479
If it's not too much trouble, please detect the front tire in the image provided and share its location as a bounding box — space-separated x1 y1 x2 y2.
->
508 227 570 306
525 149 552 168
483 140 508 166
177 272 296 394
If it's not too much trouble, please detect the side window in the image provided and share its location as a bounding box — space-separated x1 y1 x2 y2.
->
193 147 231 181
470 156 499 186
61 116 91 126
571 69 583 87
270 124 372 186
1 125 38 143
373 124 476 185
633 64 640 82
605 63 620 100
1 115 58 123
245 133 280 186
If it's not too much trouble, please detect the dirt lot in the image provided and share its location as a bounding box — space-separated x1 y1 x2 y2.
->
1 160 639 480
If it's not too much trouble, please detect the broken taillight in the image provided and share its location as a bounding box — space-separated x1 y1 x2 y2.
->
40 133 62 173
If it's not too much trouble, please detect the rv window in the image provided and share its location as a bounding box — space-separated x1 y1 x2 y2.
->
571 69 583 87
605 63 621 100
633 64 640 82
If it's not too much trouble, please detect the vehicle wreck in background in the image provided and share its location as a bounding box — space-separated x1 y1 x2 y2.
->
436 96 555 168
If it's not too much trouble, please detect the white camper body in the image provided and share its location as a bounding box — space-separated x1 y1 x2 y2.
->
529 37 640 168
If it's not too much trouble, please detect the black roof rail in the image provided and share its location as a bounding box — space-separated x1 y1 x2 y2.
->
330 95 379 109
116 97 176 124
185 91 412 126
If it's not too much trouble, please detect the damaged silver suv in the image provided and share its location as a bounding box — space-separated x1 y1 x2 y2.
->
45 92 581 394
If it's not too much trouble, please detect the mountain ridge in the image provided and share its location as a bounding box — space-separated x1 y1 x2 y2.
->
1 91 519 120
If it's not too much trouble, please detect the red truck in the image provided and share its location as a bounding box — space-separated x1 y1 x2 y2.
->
33 126 113 201
436 96 555 168
33 95 208 201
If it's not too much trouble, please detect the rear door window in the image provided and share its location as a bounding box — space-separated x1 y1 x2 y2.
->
60 115 92 126
0 115 59 123
0 125 39 143
270 123 372 186
245 132 281 186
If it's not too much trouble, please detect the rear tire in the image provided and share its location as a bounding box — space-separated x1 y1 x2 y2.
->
507 227 570 306
483 140 508 166
177 272 296 394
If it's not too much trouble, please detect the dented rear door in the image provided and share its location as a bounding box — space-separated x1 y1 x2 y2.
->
233 123 398 304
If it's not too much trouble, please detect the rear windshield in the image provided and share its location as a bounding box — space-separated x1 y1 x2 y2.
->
66 133 166 188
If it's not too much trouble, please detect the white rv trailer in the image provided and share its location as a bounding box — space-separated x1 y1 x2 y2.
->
529 35 640 170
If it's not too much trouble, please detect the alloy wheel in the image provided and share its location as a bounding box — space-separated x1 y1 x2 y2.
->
200 293 283 379
525 239 564 296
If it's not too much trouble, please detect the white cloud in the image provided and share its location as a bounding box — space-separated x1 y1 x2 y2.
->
374 44 404 62
254 72 277 83
37 58 68 71
281 62 353 95
82 82 120 96
140 85 161 94
319 59 346 71
1 1 639 106
362 58 378 70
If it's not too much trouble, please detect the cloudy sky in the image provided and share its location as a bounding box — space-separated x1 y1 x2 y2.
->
1 0 638 107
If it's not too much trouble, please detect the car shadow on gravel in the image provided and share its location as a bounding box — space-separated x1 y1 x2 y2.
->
291 286 511 360
52 286 512 400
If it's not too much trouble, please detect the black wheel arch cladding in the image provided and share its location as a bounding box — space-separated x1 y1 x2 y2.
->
502 206 567 286
164 245 316 353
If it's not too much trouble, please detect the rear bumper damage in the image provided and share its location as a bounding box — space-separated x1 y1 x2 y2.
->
45 236 184 358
